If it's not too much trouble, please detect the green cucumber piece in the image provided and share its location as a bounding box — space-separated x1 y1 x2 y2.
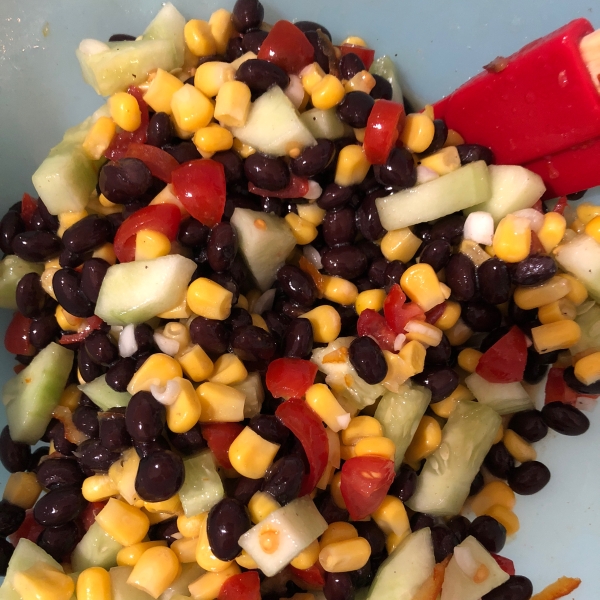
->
94 255 197 325
179 450 224 517
464 164 546 224
230 208 296 291
79 375 131 411
233 372 265 418
369 56 403 103
366 528 434 600
230 86 316 157
374 384 432 469
159 564 204 600
555 234 600 302
300 108 347 140
571 303 600 355
72 521 124 572
4 342 74 444
0 256 43 310
464 373 533 415
109 567 153 600
142 3 186 66
407 401 501 517
376 161 491 230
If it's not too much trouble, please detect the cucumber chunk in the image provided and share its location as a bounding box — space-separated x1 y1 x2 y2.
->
79 375 131 411
142 3 186 66
464 373 533 415
233 372 265 418
407 401 501 517
0 256 43 310
374 384 432 469
369 55 403 103
72 521 124 572
571 303 600 355
4 342 74 444
376 161 491 230
366 528 435 600
94 255 197 325
300 108 347 140
159 564 204 600
179 450 224 517
110 567 153 600
555 234 600 302
230 208 296 291
230 86 316 157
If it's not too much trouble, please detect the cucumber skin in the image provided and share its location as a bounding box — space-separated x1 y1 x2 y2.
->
0 256 43 310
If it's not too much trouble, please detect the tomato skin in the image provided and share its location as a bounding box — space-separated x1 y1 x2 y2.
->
357 309 396 352
383 284 425 334
340 456 395 521
172 160 226 227
491 553 516 576
125 143 180 183
476 326 528 383
5 312 34 356
59 316 104 345
257 20 314 73
290 563 326 588
201 422 244 469
553 196 568 215
425 301 447 325
339 44 375 69
248 175 310 199
79 501 107 532
105 86 149 160
20 193 38 228
8 510 44 546
266 358 318 400
363 100 405 165
545 367 577 405
275 397 329 496
218 571 261 600
113 204 181 263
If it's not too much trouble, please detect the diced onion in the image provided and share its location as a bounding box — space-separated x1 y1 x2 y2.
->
284 74 305 109
394 333 406 352
303 245 323 269
118 324 138 358
336 413 352 431
154 332 179 356
416 165 439 185
576 396 597 412
253 289 277 315
151 379 181 406
513 208 544 233
304 180 323 200
79 39 110 56
463 211 494 246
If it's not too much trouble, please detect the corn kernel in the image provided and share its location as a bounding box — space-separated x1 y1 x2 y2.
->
322 276 359 306
208 353 248 386
290 539 320 570
386 530 409 554
339 445 357 461
355 288 386 315
285 213 318 245
344 70 376 94
109 447 142 507
58 383 81 411
143 69 184 114
300 63 326 95
297 203 326 226
166 378 202 434
444 129 465 147
430 384 474 418
400 113 435 153
341 416 383 446
503 429 537 463
319 538 371 573
334 144 371 187
96 498 150 547
248 491 281 524
311 74 346 110
354 436 396 461
493 214 531 263
538 298 577 324
172 536 199 563
117 541 167 567
229 426 279 478
458 348 482 373
127 353 183 395
574 351 600 385
128 546 180 599
14 564 74 600
230 51 257 70
445 318 473 346
134 229 171 261
177 344 214 382
55 305 81 332
235 550 258 570
178 514 204 538
196 512 235 572
381 228 422 262
483 504 520 536
570 218 586 234
109 92 142 132
214 80 252 128
330 472 346 509
320 523 358 548
420 146 461 175
58 209 88 237
300 305 342 343
342 36 367 47
171 84 214 133
93 242 117 265
144 494 182 514
399 340 427 374
531 320 581 354
538 211 567 253
559 273 588 306
422 104 435 119
187 277 233 320
82 474 119 503
404 320 443 346
404 416 442 464
82 116 117 160
576 202 600 224
251 313 269 331
434 300 461 331
372 496 410 538
208 9 235 54
400 263 446 312
197 382 246 422
185 19 217 57
193 123 234 156
3 472 42 509
584 215 600 243
232 137 256 158
41 259 60 299
76 567 111 600
188 564 241 600
471 480 515 517
459 239 492 267
306 383 351 432
382 351 412 392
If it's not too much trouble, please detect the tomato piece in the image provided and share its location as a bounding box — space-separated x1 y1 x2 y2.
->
290 563 326 588
248 175 310 199
552 196 568 215
20 193 38 228
339 44 375 69
113 204 181 263
8 510 44 546
125 143 180 183
218 571 261 600
275 397 329 496
5 312 34 356
532 199 544 213
59 316 104 345
201 423 244 469
79 501 107 532
266 358 318 400
172 159 226 227
491 554 516 576
357 309 396 352
363 100 405 165
257 20 314 74
476 326 528 383
340 456 395 521
529 231 546 256
383 284 425 334
425 302 447 325
545 367 578 405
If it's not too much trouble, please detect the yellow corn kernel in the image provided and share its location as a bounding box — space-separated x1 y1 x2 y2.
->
404 416 442 464
143 68 184 114
40 261 59 300
193 124 234 157
144 511 181 525
297 203 326 226
178 514 205 538
82 474 119 503
209 353 247 385
354 436 396 461
96 498 150 547
430 384 474 418
514 276 571 310
584 215 600 243
171 536 199 563
445 318 473 346
570 218 586 234
93 243 117 265
177 344 214 382
434 300 461 331
251 313 269 331
232 137 256 158
420 146 461 175
458 348 483 373
58 383 81 411
306 383 351 432
334 144 371 187
235 294 249 311
248 491 281 524
422 104 435 119
381 228 422 263
400 263 446 312
171 84 214 133
372 496 410 538
208 8 234 54
13 563 74 600
235 550 258 570
574 351 600 385
301 63 326 95
187 277 233 320
127 546 180 599
538 211 567 253
188 564 241 600
300 305 342 343
339 445 357 461
108 447 142 507
471 481 516 517
559 273 588 306
493 214 531 263
503 429 537 463
82 116 117 160
483 504 520 536
400 113 435 153
127 353 183 395
404 320 443 346
330 472 347 509
459 239 492 267
399 340 427 374
161 321 190 349
386 530 409 554
320 522 358 548
108 92 142 132
531 320 581 354
341 416 383 446
381 352 410 391
194 62 236 99
196 513 235 572
319 537 371 573
185 19 217 56
197 382 246 422
322 276 358 307
135 229 171 261
311 74 346 110
355 289 386 315
214 80 252 128
444 129 465 147
284 213 318 245
3 472 41 509
167 378 202 434
290 539 320 570
76 567 111 600
55 305 82 331
144 495 182 514
344 70 376 94
58 209 88 237
117 541 167 567
538 298 577 324
230 50 258 69
229 427 280 478
576 201 600 224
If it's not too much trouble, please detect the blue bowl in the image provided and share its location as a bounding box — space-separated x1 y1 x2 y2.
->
1 0 599 596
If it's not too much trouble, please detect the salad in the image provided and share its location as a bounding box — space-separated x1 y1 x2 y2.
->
0 2 598 600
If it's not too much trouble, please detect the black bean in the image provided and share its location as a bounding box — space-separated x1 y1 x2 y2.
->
445 253 476 301
53 269 95 318
249 415 289 445
431 525 459 563
412 366 458 402
350 560 373 588
109 33 136 41
370 74 393 100
283 317 314 359
482 576 533 600
232 0 264 32
190 317 231 358
0 211 25 254
73 406 99 439
508 461 551 495
234 477 264 505
508 410 548 443
231 325 276 367
512 256 556 286
277 265 317 306
178 218 209 249
33 487 86 527
314 491 349 524
236 60 289 95
63 215 112 254
322 245 368 280
244 153 290 192
80 258 109 304
207 222 238 273
356 191 387 242
162 141 201 164
353 521 386 557
294 21 332 40
541 401 589 436
148 516 179 546
167 423 207 456
15 273 45 319
84 331 117 366
58 248 86 269
304 30 331 74
0 426 31 473
228 307 253 331
262 455 304 504
477 258 511 305
135 449 184 502
126 392 165 444
99 158 153 203
479 327 510 354
28 446 49 471
0 501 25 536
0 538 14 576
337 92 375 128
98 411 131 453
457 144 494 165
425 334 452 366
410 513 436 531
134 437 170 459
388 464 417 502
375 147 417 190
241 29 268 54
384 260 407 292
263 310 290 341
322 207 356 247
447 515 471 544
317 184 353 210
338 53 366 80
563 366 600 395
78 348 105 383
419 240 451 273
47 421 76 456
469 471 485 496
12 231 61 262
131 323 155 355
146 112 173 147
206 498 250 561
368 257 388 287
349 336 387 384
212 150 244 184
324 572 355 600
484 443 514 479
469 515 506 553
37 522 81 562
523 352 550 385
75 439 119 473
462 301 502 332
225 36 245 62
291 140 335 178
105 358 136 392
